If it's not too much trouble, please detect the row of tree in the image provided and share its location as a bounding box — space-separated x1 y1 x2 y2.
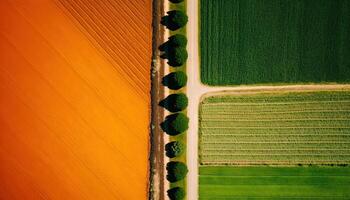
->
159 34 188 67
160 10 188 67
160 1 188 199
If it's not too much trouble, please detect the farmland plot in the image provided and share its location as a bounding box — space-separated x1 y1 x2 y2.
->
200 0 350 85
199 91 350 165
0 0 151 199
199 166 350 199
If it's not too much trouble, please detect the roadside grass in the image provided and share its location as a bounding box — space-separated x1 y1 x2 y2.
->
199 166 350 199
200 0 350 85
199 91 350 165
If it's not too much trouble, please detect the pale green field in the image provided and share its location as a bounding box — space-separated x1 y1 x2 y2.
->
199 91 350 165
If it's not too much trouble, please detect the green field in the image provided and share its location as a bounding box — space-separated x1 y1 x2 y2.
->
199 166 350 199
200 0 350 85
199 91 350 165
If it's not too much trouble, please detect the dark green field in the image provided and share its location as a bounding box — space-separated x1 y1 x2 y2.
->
199 166 350 199
200 0 350 85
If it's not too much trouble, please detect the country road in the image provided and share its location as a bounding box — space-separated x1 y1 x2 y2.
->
186 0 200 199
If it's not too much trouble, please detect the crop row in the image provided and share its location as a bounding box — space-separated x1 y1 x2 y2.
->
202 149 350 154
201 155 350 160
201 143 350 149
203 92 350 102
202 112 350 118
201 106 349 114
200 128 350 133
201 135 350 140
201 104 350 111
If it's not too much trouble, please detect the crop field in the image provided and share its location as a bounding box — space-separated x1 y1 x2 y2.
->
200 0 350 85
0 0 151 199
199 166 350 199
199 91 350 165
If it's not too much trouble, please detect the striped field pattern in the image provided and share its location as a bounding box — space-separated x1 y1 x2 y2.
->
58 0 151 97
200 0 350 85
199 166 350 199
0 0 151 199
199 91 350 165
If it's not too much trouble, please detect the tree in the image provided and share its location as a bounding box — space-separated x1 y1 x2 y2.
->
159 34 187 52
159 34 188 67
159 93 188 112
166 161 188 182
167 187 185 200
169 34 187 47
165 141 185 158
161 113 189 136
162 71 187 90
161 10 188 31
169 0 184 3
167 47 188 67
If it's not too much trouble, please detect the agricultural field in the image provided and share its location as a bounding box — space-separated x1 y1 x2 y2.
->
0 0 151 199
199 166 350 199
200 0 350 85
199 91 350 165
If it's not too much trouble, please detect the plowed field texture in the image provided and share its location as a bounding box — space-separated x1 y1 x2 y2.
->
199 91 350 165
200 0 350 85
199 166 350 199
0 0 151 200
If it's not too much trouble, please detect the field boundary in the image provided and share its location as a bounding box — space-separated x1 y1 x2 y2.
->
149 0 165 199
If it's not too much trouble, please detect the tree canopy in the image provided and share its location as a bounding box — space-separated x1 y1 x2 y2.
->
166 161 188 182
161 10 188 31
159 93 188 112
169 34 187 47
167 187 185 200
169 0 184 4
161 113 189 136
162 72 187 90
167 47 188 67
159 34 187 52
165 141 185 158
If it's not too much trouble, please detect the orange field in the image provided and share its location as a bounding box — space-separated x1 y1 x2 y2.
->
0 0 151 199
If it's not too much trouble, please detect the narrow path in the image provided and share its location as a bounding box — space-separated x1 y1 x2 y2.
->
186 1 350 200
186 0 200 199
